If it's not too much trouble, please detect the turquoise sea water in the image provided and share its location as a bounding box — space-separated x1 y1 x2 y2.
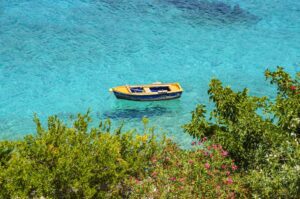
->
1 0 300 146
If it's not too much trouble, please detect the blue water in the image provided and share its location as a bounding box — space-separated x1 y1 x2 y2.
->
1 0 300 146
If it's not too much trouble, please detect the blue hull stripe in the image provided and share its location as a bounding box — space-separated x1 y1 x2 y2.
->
113 91 182 101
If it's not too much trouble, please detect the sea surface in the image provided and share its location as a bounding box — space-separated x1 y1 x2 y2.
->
1 0 300 146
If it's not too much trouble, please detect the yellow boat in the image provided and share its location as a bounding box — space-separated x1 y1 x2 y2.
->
109 82 183 101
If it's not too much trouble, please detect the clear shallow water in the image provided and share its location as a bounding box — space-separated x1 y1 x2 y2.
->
0 0 300 146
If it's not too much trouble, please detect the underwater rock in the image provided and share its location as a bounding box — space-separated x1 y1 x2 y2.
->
166 0 260 24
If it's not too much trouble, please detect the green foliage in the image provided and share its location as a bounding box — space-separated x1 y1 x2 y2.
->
246 140 300 198
0 112 163 198
128 140 247 198
265 67 300 135
183 67 300 198
0 112 246 198
184 79 273 168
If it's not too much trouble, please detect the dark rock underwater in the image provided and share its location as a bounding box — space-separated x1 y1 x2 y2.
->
165 0 260 24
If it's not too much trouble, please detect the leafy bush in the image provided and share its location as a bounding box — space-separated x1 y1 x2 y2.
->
0 112 246 198
183 67 300 198
0 112 163 198
128 139 247 198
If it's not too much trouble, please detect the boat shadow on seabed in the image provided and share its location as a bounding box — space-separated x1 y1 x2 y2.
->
100 106 173 120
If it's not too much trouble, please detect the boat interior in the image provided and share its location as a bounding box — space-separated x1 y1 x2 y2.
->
130 86 171 93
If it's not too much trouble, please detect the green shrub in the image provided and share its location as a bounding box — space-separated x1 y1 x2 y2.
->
127 139 247 198
0 113 247 198
183 67 300 198
0 112 163 198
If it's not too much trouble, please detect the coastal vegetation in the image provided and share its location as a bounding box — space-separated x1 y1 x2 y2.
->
0 67 299 198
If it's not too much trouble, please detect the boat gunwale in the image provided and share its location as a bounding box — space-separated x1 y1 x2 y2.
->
112 83 183 96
